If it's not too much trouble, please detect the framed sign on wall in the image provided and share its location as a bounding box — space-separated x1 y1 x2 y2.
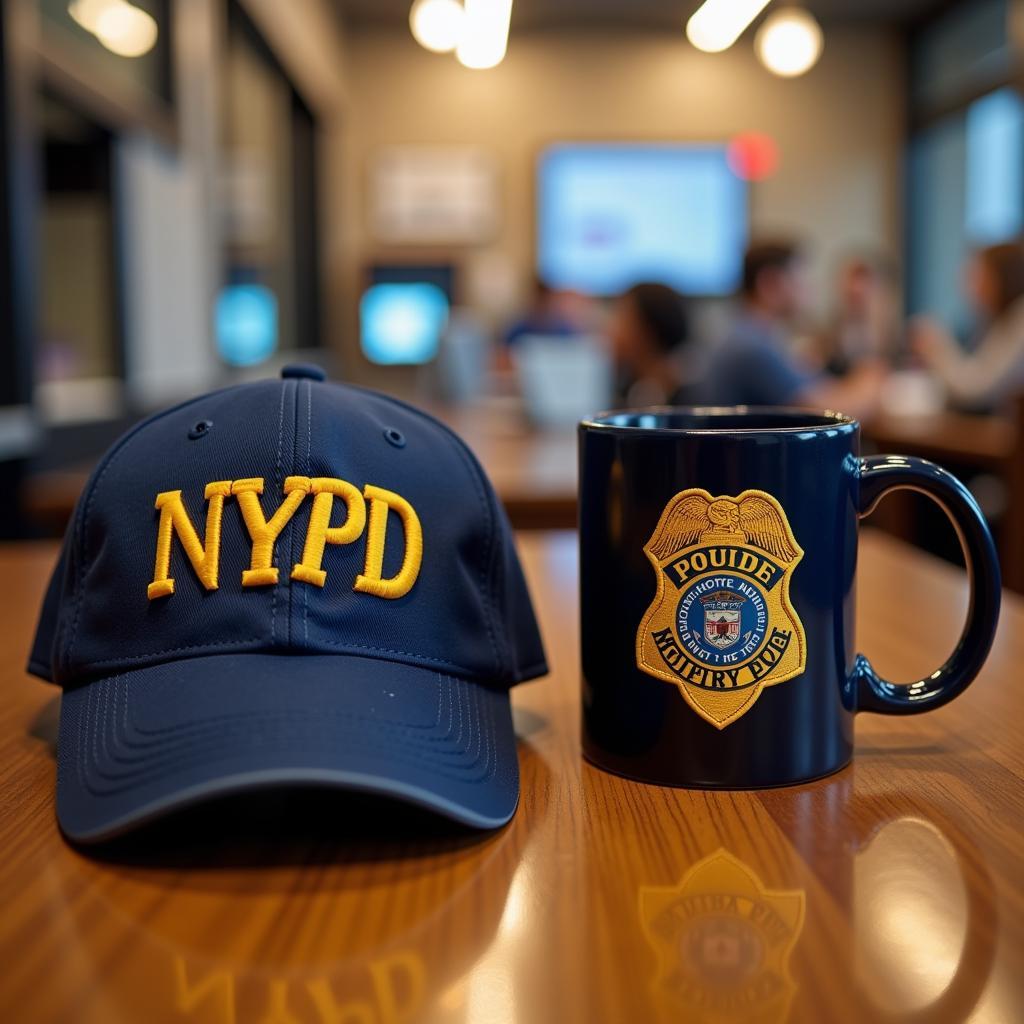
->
370 145 498 245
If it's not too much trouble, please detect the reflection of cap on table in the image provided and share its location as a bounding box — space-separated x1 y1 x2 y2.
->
43 789 526 1024
28 365 547 841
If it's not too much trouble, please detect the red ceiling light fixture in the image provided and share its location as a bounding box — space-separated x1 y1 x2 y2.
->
726 132 779 181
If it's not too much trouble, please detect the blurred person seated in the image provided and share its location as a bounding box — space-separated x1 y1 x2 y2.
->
910 241 1024 413
504 276 585 347
702 240 886 418
607 282 698 406
818 253 901 375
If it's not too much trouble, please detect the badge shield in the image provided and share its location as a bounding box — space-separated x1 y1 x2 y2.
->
636 488 806 729
701 592 743 650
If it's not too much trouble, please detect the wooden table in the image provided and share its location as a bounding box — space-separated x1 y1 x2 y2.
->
863 409 1023 592
863 410 1016 468
1 530 1022 1023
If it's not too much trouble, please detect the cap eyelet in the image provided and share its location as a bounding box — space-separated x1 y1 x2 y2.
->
188 420 213 440
383 427 406 449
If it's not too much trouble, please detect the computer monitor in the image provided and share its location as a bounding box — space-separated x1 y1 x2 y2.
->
215 284 278 367
360 282 450 366
537 142 748 297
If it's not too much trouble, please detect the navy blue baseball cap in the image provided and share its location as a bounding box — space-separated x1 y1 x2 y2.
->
28 366 547 842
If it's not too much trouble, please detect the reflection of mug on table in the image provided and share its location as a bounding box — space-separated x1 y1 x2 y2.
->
641 776 1000 1024
639 850 805 1024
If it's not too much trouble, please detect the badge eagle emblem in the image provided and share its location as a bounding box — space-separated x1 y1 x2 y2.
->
636 488 806 729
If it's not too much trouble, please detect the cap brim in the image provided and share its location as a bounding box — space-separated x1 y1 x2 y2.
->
56 653 519 843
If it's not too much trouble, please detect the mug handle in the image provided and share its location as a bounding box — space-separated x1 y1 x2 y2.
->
853 454 1002 714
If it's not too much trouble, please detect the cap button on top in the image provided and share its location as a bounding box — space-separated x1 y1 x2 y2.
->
281 363 326 381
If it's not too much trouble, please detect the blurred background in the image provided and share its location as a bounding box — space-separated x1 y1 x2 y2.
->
3 0 1024 588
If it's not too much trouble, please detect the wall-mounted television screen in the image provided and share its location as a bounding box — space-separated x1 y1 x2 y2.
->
537 143 748 297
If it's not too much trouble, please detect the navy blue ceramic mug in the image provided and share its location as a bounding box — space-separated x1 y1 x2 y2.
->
578 408 1002 788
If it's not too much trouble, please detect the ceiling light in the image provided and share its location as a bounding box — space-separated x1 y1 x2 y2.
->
456 0 512 70
409 0 465 54
67 0 157 58
94 2 157 57
755 7 823 77
68 0 117 33
686 0 771 54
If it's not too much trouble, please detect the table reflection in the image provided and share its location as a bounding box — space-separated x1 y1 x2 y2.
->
639 850 804 1024
41 786 537 1024
854 817 968 1014
851 812 995 1022
764 775 998 1023
633 784 998 1024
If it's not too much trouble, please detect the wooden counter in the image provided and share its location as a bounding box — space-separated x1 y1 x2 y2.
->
1 531 1022 1023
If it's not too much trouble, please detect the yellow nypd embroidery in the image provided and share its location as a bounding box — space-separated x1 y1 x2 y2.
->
354 485 423 600
232 477 307 587
636 488 806 729
290 477 366 587
147 476 422 601
147 481 232 599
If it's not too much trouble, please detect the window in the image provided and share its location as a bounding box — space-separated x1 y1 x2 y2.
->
906 113 967 324
219 4 321 365
35 94 124 422
905 0 1023 331
965 87 1024 245
906 86 1024 325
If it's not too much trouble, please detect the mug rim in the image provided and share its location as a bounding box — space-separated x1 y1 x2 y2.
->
579 405 860 436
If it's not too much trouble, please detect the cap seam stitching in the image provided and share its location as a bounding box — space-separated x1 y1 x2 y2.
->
291 380 307 642
106 673 463 754
70 673 499 793
64 640 486 678
283 637 490 672
107 669 449 741
270 380 288 646
75 718 499 792
74 637 266 668
304 381 313 644
286 380 303 644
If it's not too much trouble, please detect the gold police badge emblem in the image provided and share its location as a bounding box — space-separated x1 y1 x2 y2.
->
636 488 806 729
639 849 805 1024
